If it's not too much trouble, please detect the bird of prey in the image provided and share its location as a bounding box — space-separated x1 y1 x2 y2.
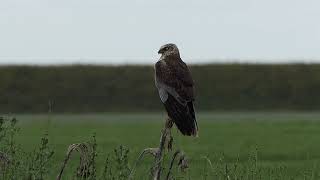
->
155 43 198 137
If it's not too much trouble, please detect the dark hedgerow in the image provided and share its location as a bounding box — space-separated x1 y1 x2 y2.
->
2 64 320 113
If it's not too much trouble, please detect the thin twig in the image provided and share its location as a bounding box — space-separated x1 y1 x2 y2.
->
130 117 187 180
56 143 90 180
128 148 158 180
201 156 214 171
152 118 172 180
165 150 181 180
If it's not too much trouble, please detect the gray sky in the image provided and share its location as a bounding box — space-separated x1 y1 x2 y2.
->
0 0 320 64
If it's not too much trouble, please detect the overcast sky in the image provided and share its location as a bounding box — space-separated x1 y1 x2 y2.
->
0 0 319 65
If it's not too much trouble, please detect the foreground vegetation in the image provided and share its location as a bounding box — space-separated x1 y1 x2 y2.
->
1 112 320 179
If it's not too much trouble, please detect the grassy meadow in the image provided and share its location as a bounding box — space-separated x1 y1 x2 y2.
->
1 112 320 179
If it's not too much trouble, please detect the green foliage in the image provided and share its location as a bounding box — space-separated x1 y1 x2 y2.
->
26 134 54 179
0 117 54 180
2 114 320 179
1 64 320 113
101 145 130 180
0 117 23 179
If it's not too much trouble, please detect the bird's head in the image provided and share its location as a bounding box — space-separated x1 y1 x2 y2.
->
158 43 180 58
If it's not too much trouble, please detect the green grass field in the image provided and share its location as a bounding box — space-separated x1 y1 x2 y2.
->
6 112 320 179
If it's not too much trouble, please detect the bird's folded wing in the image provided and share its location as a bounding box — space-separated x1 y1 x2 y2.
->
155 60 194 105
156 81 186 105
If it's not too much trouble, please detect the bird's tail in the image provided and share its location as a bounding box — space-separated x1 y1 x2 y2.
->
187 101 198 137
164 95 198 137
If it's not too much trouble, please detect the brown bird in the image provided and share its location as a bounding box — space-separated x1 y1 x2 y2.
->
155 43 198 136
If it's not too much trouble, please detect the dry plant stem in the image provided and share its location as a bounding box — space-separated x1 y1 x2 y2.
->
165 150 181 180
56 143 90 180
166 150 189 180
56 149 72 180
153 118 173 180
128 148 158 180
202 156 214 171
128 118 173 180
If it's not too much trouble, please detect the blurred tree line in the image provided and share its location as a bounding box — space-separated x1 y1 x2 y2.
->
1 64 320 113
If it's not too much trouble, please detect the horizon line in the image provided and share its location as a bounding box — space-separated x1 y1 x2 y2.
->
1 57 320 66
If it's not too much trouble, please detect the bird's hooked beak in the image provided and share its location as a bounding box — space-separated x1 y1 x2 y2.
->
158 48 164 54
